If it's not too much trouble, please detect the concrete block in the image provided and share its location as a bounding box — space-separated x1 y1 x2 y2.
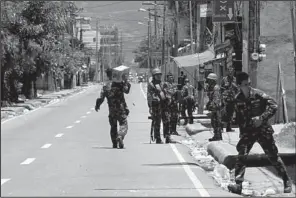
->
12 103 35 110
185 123 210 136
207 142 296 170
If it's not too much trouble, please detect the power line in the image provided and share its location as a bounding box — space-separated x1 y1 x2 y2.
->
82 1 126 9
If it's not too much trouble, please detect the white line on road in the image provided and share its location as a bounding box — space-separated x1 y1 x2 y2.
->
170 144 210 197
20 158 35 165
41 144 52 149
140 83 210 197
66 126 73 129
55 133 64 138
86 111 91 114
75 120 81 124
1 179 11 186
81 116 87 119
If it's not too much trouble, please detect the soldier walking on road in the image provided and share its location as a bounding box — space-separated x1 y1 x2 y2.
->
205 73 223 141
181 78 196 125
147 68 171 144
227 72 292 195
164 73 179 136
221 66 238 132
95 68 131 149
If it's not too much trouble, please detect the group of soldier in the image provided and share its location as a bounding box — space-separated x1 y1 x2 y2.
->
94 66 292 195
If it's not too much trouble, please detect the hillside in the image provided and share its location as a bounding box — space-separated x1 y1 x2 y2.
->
259 1 295 121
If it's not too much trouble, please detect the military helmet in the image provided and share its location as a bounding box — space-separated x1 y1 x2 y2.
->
207 73 218 81
152 68 162 76
184 78 189 82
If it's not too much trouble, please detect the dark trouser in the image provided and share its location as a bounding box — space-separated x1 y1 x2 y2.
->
152 105 170 139
181 97 195 124
109 113 128 143
169 102 178 133
234 127 289 184
210 110 223 138
225 101 235 126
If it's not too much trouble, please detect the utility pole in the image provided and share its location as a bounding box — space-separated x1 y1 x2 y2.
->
148 10 152 73
120 32 123 65
162 2 166 76
242 1 249 74
290 1 296 121
95 18 99 82
173 2 179 58
248 1 259 88
189 1 194 54
196 3 200 53
154 1 157 38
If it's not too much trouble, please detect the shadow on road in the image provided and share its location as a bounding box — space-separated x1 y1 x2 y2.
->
142 162 199 167
92 146 115 149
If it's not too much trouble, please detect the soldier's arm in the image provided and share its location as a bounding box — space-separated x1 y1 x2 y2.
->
220 78 226 93
147 83 153 108
212 87 222 109
257 90 278 122
96 86 106 108
181 86 188 97
123 81 131 94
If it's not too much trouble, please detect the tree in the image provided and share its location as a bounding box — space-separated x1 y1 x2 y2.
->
1 1 83 104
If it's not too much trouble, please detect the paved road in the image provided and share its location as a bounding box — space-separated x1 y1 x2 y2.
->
1 83 238 197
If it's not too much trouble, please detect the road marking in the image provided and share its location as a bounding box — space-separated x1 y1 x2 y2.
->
41 144 52 149
140 83 210 197
86 111 91 114
81 116 87 119
1 179 10 186
20 158 35 165
170 144 210 197
75 120 81 124
66 126 73 129
55 133 64 138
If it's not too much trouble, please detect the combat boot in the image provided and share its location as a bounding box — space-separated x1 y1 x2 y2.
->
209 132 222 141
226 123 234 132
283 178 292 193
112 140 117 148
156 138 163 144
165 135 171 144
228 183 242 195
117 136 124 149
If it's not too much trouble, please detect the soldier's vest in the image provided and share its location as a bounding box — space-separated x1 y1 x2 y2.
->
188 85 194 97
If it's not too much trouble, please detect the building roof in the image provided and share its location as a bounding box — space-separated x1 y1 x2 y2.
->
173 47 215 68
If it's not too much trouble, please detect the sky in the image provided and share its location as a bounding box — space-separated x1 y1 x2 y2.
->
74 1 150 63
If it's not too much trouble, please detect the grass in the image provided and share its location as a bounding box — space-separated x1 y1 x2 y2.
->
259 1 295 121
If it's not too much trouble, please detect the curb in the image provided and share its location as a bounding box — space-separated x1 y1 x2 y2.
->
1 85 96 122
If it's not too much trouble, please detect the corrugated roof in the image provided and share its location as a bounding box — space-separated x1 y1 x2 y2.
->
173 47 215 68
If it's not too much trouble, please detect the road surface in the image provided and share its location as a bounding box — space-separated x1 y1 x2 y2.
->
1 83 238 197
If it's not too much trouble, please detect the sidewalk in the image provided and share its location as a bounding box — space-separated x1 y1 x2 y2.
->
1 82 98 122
173 112 296 196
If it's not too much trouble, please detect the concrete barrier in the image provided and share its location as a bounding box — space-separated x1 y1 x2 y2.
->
185 123 210 136
207 141 296 170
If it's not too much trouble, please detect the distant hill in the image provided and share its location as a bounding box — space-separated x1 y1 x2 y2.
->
74 1 148 63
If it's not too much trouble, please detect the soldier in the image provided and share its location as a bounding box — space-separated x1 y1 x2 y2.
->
205 73 223 141
228 72 292 195
181 78 196 124
147 68 171 144
221 66 238 132
164 72 179 136
95 68 131 149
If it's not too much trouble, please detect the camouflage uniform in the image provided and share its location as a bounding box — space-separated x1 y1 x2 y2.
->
147 78 170 143
181 80 196 124
95 81 131 148
206 84 223 140
164 74 179 135
220 75 239 131
228 88 291 194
